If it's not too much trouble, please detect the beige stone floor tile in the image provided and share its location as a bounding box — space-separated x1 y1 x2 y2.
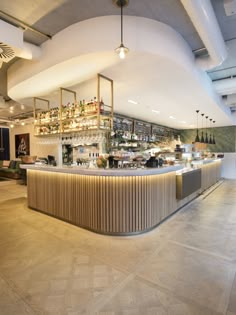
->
1 180 236 313
178 201 234 218
137 242 235 313
204 196 236 207
8 248 126 315
168 222 236 260
0 185 27 203
0 218 37 246
0 197 28 211
0 276 36 315
95 276 220 315
38 216 96 244
176 210 236 233
73 234 160 273
71 218 186 273
227 274 236 314
175 194 236 234
0 199 28 217
0 230 70 277
19 209 78 235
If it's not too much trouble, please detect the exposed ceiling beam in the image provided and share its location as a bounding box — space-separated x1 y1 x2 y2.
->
0 10 52 40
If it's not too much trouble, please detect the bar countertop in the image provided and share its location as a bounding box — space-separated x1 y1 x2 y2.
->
20 164 183 176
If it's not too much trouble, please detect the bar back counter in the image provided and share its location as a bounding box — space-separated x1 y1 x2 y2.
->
21 159 221 235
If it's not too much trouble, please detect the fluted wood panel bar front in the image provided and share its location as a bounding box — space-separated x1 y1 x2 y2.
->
200 160 222 192
27 169 178 235
24 160 222 235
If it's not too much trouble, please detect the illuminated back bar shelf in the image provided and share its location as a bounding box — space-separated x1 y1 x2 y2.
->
33 74 114 136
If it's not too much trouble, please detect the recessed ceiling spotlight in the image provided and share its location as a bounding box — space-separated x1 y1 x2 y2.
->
10 124 14 128
152 110 160 114
179 121 186 124
20 104 25 110
21 122 25 126
169 116 176 120
128 100 138 105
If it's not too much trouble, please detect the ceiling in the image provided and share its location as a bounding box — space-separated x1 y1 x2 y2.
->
0 0 203 48
1 0 236 129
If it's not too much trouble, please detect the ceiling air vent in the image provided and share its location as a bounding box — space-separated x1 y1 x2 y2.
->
0 42 15 61
0 19 41 68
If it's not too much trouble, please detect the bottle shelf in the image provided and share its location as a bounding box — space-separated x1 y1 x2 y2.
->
34 121 60 126
33 74 114 136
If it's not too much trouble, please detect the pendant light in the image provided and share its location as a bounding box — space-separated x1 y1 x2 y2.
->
114 0 129 59
209 118 213 144
205 116 209 144
195 110 200 142
212 120 216 144
200 113 205 143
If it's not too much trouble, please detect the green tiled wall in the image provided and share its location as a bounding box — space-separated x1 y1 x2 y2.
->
179 126 236 152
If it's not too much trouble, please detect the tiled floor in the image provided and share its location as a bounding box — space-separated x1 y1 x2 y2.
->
0 179 236 314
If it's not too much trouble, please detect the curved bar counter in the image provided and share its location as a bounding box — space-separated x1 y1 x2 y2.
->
21 160 221 235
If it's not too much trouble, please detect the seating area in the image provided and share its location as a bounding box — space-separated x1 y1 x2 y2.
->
0 160 22 179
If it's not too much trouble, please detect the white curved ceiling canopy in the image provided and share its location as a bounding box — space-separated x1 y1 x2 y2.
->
7 15 235 128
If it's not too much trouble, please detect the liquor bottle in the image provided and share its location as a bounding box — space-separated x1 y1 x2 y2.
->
93 96 97 114
82 100 86 115
89 99 93 114
74 102 80 117
61 105 66 119
71 103 75 117
80 100 84 115
37 112 41 123
100 97 104 114
56 107 59 119
66 102 70 119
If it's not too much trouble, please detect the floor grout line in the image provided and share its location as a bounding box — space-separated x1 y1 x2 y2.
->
0 273 40 315
133 274 225 315
224 272 236 315
173 219 236 237
201 179 225 200
168 239 234 263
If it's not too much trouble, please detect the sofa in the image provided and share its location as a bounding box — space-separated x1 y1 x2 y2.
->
0 160 22 179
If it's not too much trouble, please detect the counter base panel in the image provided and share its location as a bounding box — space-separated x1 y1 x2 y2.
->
26 160 222 235
27 170 177 235
176 169 201 199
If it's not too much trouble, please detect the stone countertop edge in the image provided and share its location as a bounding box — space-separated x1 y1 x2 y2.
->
20 164 183 176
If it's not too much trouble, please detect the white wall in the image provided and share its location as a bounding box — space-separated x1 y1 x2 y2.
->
9 124 60 162
221 153 236 179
